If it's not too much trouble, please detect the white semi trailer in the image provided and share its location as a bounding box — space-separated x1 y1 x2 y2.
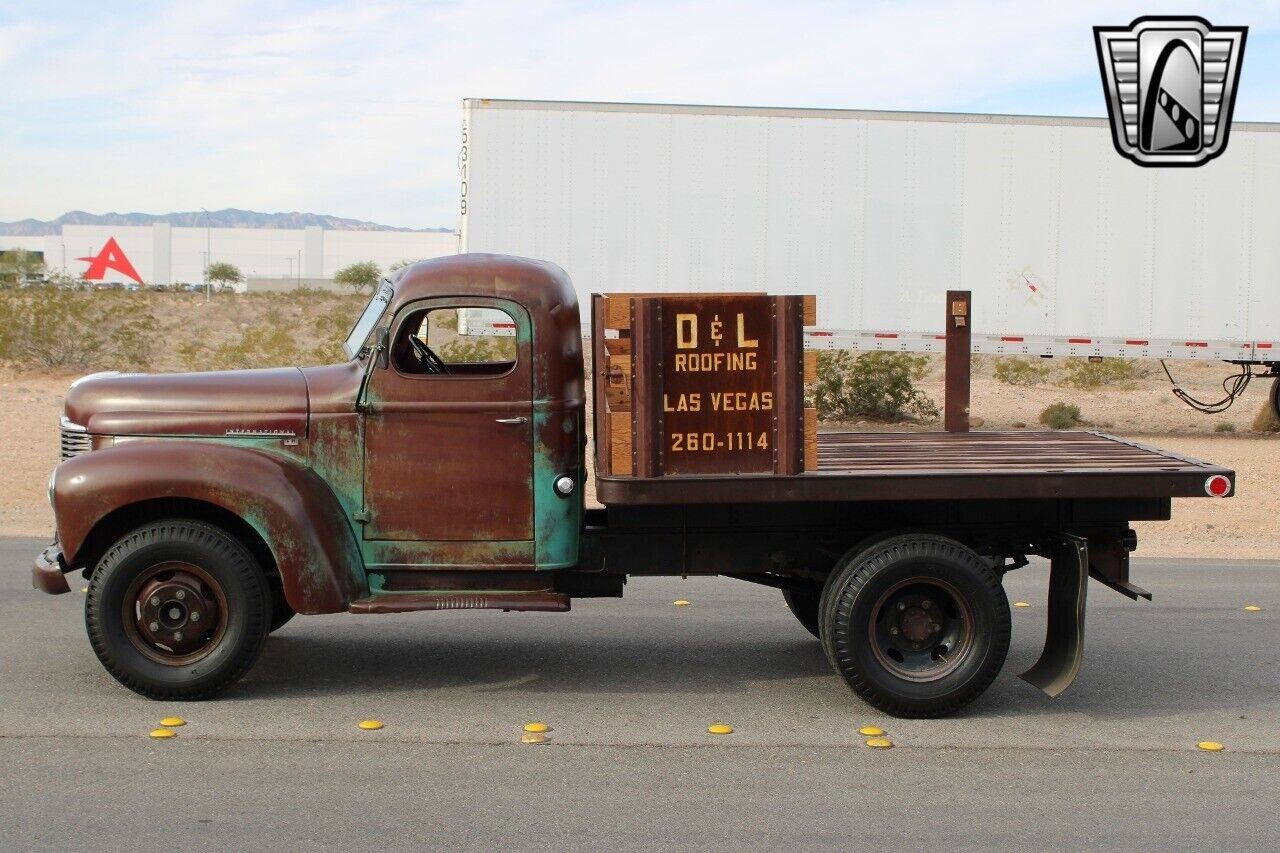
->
458 98 1280 409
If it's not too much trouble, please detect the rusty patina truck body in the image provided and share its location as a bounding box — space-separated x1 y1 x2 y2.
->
35 254 1235 717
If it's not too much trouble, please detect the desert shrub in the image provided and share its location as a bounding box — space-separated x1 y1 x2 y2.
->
811 350 938 423
185 326 305 371
0 286 157 370
439 336 517 363
310 302 356 363
1251 401 1280 433
1214 422 1236 433
433 309 460 332
993 356 1052 386
1060 358 1146 389
1039 402 1082 430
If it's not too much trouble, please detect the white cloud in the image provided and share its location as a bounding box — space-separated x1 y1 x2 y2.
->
2 0 1277 226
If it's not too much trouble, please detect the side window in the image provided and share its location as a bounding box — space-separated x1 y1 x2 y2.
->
394 306 518 377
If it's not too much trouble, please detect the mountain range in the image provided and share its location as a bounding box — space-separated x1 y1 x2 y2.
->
0 209 452 236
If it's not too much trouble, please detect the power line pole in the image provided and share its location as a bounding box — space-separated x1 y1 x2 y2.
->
202 207 211 302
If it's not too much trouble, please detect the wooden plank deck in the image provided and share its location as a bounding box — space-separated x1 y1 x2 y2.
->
814 431 1214 474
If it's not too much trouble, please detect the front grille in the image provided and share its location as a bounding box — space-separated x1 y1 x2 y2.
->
60 425 91 461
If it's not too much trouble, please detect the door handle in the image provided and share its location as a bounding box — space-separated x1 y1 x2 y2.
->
495 416 528 424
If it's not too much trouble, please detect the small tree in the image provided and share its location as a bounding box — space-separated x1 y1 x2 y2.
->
207 262 243 292
335 261 381 294
0 249 46 289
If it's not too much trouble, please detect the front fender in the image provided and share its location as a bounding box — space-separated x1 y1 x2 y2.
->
53 441 365 614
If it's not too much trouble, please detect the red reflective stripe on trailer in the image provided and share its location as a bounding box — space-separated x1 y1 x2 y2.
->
1000 336 1024 342
1185 341 1208 347
492 322 516 328
809 331 834 337
1068 338 1091 344
873 333 899 339
935 335 947 340
1257 343 1273 349
1126 340 1149 346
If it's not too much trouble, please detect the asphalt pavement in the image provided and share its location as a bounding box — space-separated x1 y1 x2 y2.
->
2 536 1278 851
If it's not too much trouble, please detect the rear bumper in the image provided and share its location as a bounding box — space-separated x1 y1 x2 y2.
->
32 543 71 595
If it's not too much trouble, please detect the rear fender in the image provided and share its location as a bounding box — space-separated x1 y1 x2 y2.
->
53 441 365 614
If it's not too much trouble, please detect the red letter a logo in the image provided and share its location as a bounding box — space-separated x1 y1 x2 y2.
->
78 237 144 284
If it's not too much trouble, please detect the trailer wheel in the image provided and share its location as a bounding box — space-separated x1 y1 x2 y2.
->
85 520 270 700
1270 376 1280 422
782 587 822 639
821 534 1010 718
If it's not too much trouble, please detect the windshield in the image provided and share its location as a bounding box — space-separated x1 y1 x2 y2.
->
343 283 393 359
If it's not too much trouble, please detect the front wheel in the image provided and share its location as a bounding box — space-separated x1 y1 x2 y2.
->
820 534 1010 718
85 520 271 700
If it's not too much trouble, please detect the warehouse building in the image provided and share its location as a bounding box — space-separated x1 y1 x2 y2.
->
1 224 458 291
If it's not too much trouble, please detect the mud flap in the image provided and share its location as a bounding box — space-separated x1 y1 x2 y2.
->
1018 533 1089 698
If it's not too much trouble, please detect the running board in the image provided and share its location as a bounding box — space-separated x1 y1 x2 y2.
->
348 591 570 614
1018 533 1089 698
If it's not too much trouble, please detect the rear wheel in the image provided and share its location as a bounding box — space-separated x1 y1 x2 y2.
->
820 534 1009 718
85 520 270 700
782 587 821 639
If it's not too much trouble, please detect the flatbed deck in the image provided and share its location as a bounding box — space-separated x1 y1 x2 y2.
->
595 430 1234 505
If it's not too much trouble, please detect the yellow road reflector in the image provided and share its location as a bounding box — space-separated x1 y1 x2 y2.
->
523 722 549 733
521 733 548 744
1013 601 1030 608
357 719 384 730
707 724 734 735
159 717 186 727
149 728 175 739
1244 605 1262 612
859 726 885 736
1197 741 1225 752
80 587 88 593
865 737 893 749
674 599 691 606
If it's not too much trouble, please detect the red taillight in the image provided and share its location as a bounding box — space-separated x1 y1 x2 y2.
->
1205 475 1231 497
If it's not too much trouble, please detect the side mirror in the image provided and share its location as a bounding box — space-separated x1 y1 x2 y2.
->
375 326 390 369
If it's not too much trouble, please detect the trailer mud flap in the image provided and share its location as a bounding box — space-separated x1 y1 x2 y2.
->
1018 533 1089 697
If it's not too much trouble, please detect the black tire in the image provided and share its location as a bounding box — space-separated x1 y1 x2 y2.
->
782 587 822 639
820 534 1010 718
85 520 271 700
268 581 295 633
1270 376 1280 423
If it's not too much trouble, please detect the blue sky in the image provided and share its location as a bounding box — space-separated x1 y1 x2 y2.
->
2 1 1277 228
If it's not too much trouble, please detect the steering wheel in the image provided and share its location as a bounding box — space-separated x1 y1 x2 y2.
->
408 334 450 375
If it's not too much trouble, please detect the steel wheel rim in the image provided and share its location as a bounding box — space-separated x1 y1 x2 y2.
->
122 561 228 666
868 576 974 682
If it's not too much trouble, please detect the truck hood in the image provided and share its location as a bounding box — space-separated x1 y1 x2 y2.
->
64 368 309 437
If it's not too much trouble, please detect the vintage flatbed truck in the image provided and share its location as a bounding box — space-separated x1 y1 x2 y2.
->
34 254 1236 717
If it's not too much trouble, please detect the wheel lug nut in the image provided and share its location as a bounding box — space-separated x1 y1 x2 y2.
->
150 596 160 606
176 590 186 600
889 627 899 636
174 632 183 642
149 621 159 632
922 600 932 609
191 612 201 622
897 602 906 611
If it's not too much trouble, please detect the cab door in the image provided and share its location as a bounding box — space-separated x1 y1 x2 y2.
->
361 298 533 544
